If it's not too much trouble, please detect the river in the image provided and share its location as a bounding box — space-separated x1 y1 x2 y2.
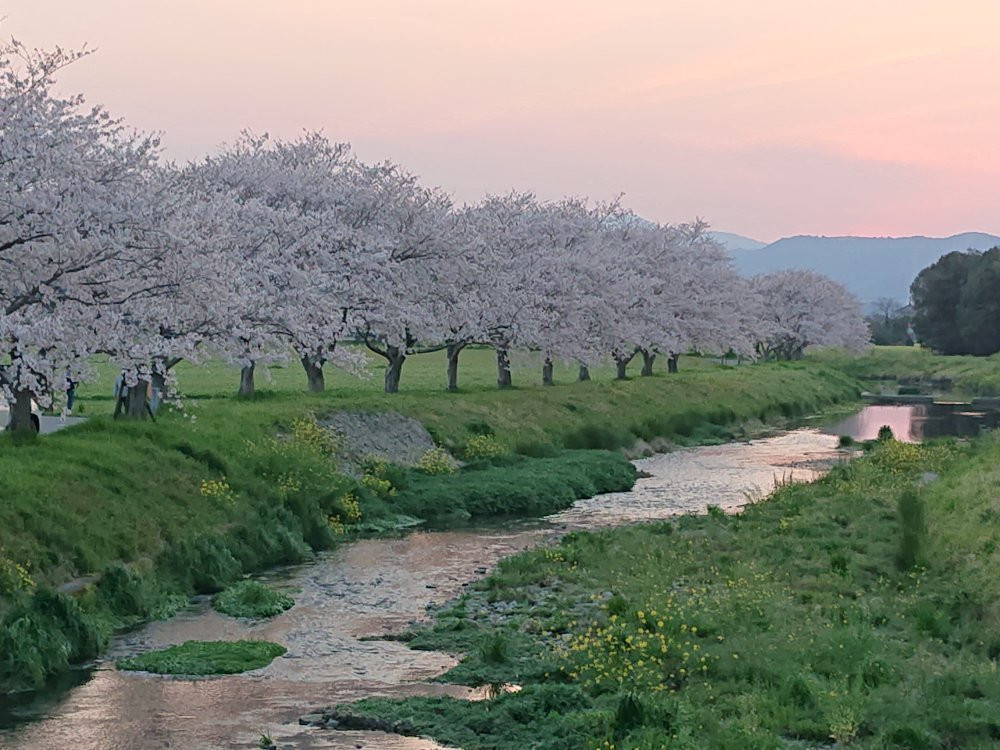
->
0 405 979 749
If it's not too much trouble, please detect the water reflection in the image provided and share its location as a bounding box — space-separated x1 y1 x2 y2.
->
823 404 1000 443
550 430 841 528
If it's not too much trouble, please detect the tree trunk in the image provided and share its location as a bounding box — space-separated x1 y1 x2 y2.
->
614 350 636 380
578 363 590 382
6 389 36 433
446 343 464 392
125 379 152 419
667 353 679 373
640 349 656 376
150 371 166 415
301 356 325 392
542 357 554 386
238 363 255 397
384 346 406 393
496 348 512 389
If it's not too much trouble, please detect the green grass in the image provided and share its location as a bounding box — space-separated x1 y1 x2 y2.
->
334 436 1000 749
0 351 859 694
392 451 638 524
212 580 294 619
61 348 859 449
0 353 857 590
69 346 671 402
116 639 286 675
816 345 1000 396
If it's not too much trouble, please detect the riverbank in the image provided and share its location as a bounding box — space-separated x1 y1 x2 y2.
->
2 422 852 748
0 354 858 694
815 345 1000 396
329 434 1000 749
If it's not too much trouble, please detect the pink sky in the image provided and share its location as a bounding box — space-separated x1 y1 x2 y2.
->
5 0 999 240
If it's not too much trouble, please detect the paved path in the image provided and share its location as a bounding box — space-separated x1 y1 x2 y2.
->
0 405 87 434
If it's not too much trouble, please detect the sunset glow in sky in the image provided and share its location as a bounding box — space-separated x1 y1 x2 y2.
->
6 0 1000 240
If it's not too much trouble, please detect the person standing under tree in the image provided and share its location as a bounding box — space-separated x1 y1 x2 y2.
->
65 369 77 414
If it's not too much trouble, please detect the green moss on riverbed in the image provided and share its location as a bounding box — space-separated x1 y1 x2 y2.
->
117 639 286 675
337 436 1000 749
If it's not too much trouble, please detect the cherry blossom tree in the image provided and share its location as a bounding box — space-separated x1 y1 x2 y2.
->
183 140 316 397
0 39 167 430
353 162 458 393
431 213 490 392
522 198 620 385
456 193 561 389
583 217 752 378
750 269 870 359
1 32 876 427
192 132 377 394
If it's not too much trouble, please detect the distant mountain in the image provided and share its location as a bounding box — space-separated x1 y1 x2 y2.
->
729 232 1000 305
710 231 767 251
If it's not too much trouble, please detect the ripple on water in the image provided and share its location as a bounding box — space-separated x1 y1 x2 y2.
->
549 430 842 528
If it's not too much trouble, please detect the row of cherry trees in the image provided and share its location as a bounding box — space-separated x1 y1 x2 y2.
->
0 40 869 430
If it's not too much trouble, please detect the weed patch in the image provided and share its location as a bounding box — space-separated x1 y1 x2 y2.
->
213 580 294 619
116 640 286 675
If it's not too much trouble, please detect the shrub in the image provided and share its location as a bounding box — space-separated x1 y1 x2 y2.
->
159 535 242 594
95 563 155 619
200 477 237 506
463 434 507 460
360 473 396 499
614 692 646 734
416 447 457 475
360 457 409 491
563 423 634 450
337 491 363 522
465 419 495 436
290 415 341 456
0 588 106 692
897 488 926 570
478 631 509 664
0 550 34 595
213 580 294 619
515 440 560 458
838 434 856 447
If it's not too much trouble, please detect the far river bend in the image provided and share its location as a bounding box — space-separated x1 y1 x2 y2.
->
1 406 958 750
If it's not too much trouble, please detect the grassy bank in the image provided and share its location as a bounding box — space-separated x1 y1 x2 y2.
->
331 434 1000 749
816 345 1000 396
0 353 857 694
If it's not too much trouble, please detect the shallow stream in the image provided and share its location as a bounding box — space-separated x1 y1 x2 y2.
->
0 405 983 749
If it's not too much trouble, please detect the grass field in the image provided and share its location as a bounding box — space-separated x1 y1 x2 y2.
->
0 349 859 693
334 434 1000 749
70 346 653 403
62 348 859 451
815 346 1000 396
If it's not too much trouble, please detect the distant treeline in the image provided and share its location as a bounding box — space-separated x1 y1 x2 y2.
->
911 246 1000 355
